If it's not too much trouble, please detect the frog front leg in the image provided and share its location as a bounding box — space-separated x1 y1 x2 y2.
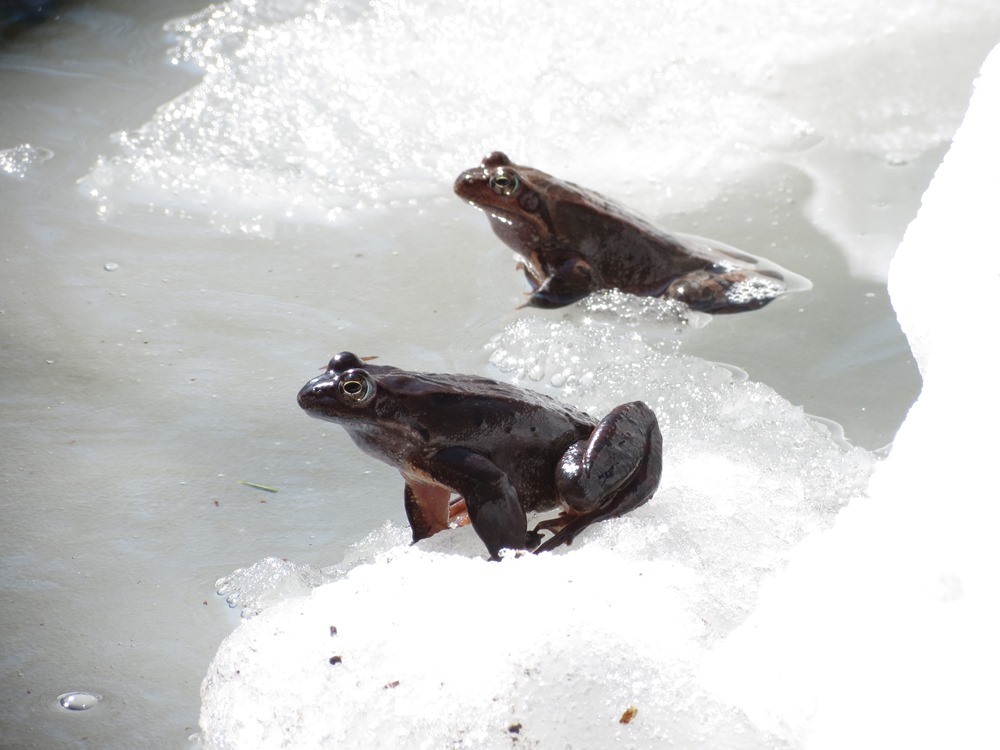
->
412 447 529 560
535 401 662 552
526 257 595 309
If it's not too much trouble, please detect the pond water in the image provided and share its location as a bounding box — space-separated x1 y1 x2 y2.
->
2 1 999 747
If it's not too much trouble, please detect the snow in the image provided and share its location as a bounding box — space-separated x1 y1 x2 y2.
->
196 38 1000 750
701 43 1000 748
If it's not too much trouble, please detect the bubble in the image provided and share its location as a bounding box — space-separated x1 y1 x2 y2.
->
104 262 120 272
578 289 695 328
57 691 102 711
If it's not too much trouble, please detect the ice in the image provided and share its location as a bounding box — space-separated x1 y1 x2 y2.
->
0 142 53 178
198 303 875 747
215 557 331 617
200 545 783 750
80 0 998 234
701 43 1000 748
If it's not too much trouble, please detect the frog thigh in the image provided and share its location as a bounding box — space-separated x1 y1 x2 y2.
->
555 401 662 514
535 405 661 553
415 447 528 560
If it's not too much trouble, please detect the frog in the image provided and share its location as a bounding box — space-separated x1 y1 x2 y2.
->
297 352 662 559
454 151 807 313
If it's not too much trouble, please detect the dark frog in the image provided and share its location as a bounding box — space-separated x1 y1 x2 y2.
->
454 151 808 313
298 352 662 559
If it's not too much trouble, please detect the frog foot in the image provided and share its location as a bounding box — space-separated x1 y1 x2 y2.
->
666 270 778 314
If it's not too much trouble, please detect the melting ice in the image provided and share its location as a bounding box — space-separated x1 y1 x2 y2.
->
73 0 1000 746
200 307 875 748
199 48 1000 741
81 0 996 242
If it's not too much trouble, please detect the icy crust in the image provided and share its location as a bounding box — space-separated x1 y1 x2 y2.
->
80 0 998 232
199 312 875 748
216 557 332 618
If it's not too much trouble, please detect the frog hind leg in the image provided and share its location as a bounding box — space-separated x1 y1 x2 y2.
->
534 451 661 552
525 258 594 309
535 401 662 552
417 447 528 560
665 269 776 314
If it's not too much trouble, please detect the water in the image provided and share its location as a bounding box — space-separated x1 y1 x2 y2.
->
2 0 999 747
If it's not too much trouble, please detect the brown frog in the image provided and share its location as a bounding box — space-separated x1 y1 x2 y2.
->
298 352 662 559
454 151 807 313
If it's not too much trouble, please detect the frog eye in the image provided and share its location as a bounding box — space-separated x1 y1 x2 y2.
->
489 171 519 196
337 369 376 406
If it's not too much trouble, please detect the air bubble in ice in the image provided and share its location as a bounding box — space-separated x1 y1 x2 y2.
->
57 691 102 711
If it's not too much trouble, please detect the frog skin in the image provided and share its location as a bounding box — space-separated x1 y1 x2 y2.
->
454 151 805 313
297 352 662 559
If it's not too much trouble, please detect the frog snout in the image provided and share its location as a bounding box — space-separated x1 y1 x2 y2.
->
297 377 328 411
453 171 473 195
